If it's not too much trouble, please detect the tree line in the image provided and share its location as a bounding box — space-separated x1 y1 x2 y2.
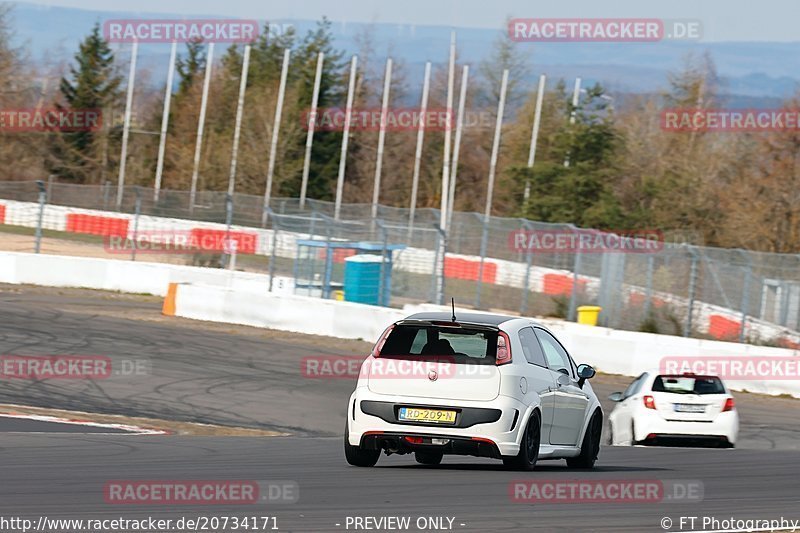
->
1 5 798 253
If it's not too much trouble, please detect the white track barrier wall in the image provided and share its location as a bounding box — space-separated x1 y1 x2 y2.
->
0 251 797 397
0 251 292 296
168 284 800 399
2 198 799 346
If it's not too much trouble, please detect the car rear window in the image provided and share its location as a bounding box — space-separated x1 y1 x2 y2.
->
379 324 498 365
652 375 726 395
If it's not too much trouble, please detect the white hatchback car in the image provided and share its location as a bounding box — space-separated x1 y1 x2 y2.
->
344 312 603 470
607 371 739 448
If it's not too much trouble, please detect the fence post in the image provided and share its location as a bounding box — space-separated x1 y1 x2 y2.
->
102 180 111 211
643 254 655 319
739 252 752 343
520 220 534 315
268 209 278 292
34 180 46 254
322 221 333 299
429 226 445 304
131 188 141 261
222 193 233 268
684 247 699 337
567 250 583 322
46 174 54 203
377 221 388 306
474 214 490 309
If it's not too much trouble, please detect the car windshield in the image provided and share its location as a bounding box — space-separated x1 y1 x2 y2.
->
379 324 498 365
652 375 726 395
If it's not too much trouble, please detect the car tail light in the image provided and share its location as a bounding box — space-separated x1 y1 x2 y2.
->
495 332 512 365
722 398 735 412
404 436 423 444
643 395 656 410
371 324 395 357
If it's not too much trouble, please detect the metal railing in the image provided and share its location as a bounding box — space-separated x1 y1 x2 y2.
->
1 180 799 344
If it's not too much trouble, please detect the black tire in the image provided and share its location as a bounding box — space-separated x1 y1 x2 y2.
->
503 411 541 471
344 422 380 467
630 421 639 446
567 411 602 469
607 421 615 445
414 450 444 465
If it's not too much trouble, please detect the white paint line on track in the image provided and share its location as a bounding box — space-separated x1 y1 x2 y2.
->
0 413 169 435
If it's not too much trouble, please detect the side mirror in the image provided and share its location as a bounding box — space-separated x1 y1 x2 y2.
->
608 392 624 402
576 364 596 388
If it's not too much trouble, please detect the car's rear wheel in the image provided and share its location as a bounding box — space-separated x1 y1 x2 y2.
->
344 422 380 467
567 411 602 469
503 411 540 471
414 450 444 465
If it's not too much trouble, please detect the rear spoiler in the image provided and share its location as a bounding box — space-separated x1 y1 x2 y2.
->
394 319 499 332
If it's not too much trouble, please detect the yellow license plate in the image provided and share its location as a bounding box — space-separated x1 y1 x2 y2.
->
398 407 457 424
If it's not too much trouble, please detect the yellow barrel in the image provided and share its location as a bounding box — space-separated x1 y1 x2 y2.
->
577 306 602 326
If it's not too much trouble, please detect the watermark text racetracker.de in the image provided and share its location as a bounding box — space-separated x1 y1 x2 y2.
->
103 19 259 43
511 480 703 504
508 229 664 254
104 480 298 505
0 355 149 379
0 108 102 132
302 355 497 380
304 107 523 132
104 230 257 255
662 108 800 132
660 356 800 381
509 18 702 42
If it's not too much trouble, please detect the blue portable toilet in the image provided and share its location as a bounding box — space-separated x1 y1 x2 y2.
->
344 255 383 305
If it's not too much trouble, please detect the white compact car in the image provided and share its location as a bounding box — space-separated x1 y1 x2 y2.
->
344 312 603 470
607 371 739 447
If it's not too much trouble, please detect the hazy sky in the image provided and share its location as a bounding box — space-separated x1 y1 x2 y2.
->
17 0 800 42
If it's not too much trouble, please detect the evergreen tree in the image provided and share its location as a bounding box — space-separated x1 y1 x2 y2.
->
510 82 624 228
176 39 206 96
279 18 345 200
49 23 121 183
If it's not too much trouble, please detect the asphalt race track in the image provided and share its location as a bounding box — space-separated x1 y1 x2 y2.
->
1 285 799 532
1 435 798 532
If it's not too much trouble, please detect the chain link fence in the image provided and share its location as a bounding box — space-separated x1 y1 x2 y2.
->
1 180 799 346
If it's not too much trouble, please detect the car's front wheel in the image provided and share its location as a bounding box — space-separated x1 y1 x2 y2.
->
344 422 380 467
567 411 602 469
503 411 541 471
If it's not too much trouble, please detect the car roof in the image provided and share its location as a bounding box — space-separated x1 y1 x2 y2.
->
401 311 529 327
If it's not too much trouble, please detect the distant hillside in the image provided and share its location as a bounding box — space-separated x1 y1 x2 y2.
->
9 1 800 102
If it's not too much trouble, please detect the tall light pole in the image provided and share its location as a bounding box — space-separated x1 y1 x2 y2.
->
434 30 456 304
116 41 138 210
189 43 215 213
153 41 177 202
262 48 291 225
227 44 251 197
370 57 393 224
407 61 431 237
523 73 546 205
334 55 358 220
299 52 324 210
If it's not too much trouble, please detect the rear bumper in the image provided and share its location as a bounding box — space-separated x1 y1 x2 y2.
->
359 432 502 458
634 411 739 445
347 388 529 457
